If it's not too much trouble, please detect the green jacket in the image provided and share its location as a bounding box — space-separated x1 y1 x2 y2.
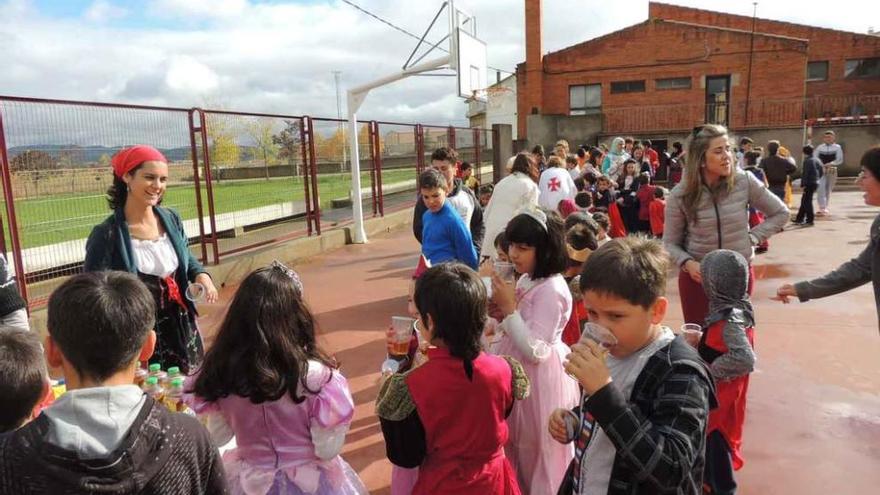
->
84 206 207 315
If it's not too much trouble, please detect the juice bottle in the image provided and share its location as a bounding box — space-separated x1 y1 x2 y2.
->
167 366 182 382
143 376 165 403
134 362 149 388
165 377 195 416
148 363 168 388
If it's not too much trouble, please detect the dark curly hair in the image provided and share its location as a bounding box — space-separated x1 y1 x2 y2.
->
414 263 485 380
191 265 336 404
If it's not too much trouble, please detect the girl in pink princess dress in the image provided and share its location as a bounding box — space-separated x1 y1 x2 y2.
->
489 207 579 495
185 261 368 495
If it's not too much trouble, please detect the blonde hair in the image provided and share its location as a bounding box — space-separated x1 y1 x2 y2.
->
548 155 565 168
681 124 735 221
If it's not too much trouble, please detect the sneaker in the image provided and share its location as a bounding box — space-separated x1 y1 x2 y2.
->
816 210 826 217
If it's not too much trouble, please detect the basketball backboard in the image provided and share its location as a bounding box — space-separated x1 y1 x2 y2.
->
452 5 487 101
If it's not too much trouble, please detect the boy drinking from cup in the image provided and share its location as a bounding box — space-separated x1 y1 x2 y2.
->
549 237 715 495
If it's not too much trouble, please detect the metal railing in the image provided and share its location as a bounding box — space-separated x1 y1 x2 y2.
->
0 95 498 310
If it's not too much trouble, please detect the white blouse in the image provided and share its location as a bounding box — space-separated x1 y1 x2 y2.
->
131 234 179 277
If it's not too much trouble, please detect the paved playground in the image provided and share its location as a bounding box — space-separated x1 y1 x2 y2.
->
196 190 880 495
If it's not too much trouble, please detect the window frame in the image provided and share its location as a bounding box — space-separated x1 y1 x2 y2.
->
569 83 602 115
655 77 693 90
844 57 880 79
610 80 646 94
806 61 829 82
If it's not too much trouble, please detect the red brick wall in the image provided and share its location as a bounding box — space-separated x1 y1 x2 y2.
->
648 2 880 97
538 20 807 131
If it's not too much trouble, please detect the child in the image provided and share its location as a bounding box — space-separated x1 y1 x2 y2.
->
0 329 47 433
489 207 579 494
591 212 611 246
616 159 641 233
419 168 478 269
0 271 227 493
460 161 480 191
561 225 597 347
649 187 667 238
558 198 578 219
376 263 530 494
478 183 494 208
539 156 577 211
635 173 655 233
566 154 581 181
550 237 715 495
698 250 756 495
743 151 770 253
795 144 822 226
593 176 616 212
574 191 593 212
186 262 368 495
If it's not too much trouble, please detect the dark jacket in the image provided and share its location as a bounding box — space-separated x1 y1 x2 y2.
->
800 156 822 188
0 255 25 318
84 206 208 317
0 397 228 494
560 337 716 495
795 213 880 332
760 155 796 188
413 178 484 256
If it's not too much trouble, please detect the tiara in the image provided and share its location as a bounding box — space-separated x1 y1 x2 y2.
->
517 204 548 231
270 260 304 294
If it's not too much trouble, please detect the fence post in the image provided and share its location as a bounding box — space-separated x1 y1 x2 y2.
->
0 104 28 306
447 126 455 151
473 127 481 183
368 121 378 216
306 117 321 235
187 109 209 264
298 117 314 236
374 121 384 216
196 109 220 265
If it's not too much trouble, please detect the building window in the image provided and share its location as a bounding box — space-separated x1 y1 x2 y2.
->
806 61 828 81
655 77 692 90
845 57 880 79
610 80 646 94
569 84 601 115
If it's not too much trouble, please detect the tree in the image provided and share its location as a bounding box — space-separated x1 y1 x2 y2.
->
272 119 303 176
9 150 56 172
97 153 112 168
245 117 279 180
206 115 241 179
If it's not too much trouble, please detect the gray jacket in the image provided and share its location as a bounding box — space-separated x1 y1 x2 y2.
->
795 214 880 332
664 169 789 267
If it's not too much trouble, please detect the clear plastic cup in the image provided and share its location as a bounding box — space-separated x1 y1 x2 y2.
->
680 323 703 347
389 316 415 357
493 261 516 284
580 322 619 350
380 358 400 375
185 282 205 302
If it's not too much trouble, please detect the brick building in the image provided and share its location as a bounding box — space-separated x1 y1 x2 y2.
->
517 1 880 172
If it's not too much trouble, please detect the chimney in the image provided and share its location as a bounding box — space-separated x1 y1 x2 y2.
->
525 0 543 115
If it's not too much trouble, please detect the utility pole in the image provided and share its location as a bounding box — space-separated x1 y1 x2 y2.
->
744 2 757 126
333 70 347 173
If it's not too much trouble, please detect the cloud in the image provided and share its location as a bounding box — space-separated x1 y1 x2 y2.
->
84 0 127 22
0 0 876 132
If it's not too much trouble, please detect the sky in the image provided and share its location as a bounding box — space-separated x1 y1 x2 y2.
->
0 0 877 128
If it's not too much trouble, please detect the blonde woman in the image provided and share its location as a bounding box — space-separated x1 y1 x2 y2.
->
663 125 789 324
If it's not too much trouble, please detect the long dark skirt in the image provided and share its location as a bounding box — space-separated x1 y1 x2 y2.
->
138 273 203 374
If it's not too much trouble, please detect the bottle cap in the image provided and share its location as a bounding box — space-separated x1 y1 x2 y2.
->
145 376 158 385
167 366 180 375
149 363 161 372
171 377 185 387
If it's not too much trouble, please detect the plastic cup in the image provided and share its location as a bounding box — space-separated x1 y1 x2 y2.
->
493 261 516 284
380 358 400 375
481 276 493 298
680 323 703 347
185 282 205 302
580 322 619 350
389 316 415 357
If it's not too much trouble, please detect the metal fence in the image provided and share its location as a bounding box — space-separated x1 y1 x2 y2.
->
0 95 498 310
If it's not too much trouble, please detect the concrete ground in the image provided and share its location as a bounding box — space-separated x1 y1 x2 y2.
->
196 190 880 495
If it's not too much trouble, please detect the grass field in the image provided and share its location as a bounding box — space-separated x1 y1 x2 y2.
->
3 168 418 249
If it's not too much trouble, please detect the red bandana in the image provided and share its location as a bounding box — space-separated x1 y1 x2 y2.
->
111 145 167 178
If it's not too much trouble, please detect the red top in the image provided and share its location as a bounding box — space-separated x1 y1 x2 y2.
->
562 299 588 346
645 148 660 173
636 184 656 221
406 348 521 495
703 320 754 471
649 199 666 236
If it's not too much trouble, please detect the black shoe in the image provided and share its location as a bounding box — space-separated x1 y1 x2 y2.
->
755 246 768 254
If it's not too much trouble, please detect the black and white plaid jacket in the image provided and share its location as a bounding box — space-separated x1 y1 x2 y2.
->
561 336 717 495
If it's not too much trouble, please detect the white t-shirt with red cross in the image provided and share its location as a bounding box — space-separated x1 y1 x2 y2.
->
538 167 577 211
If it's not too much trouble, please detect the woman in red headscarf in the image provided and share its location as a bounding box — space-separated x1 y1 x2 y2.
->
84 145 218 373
